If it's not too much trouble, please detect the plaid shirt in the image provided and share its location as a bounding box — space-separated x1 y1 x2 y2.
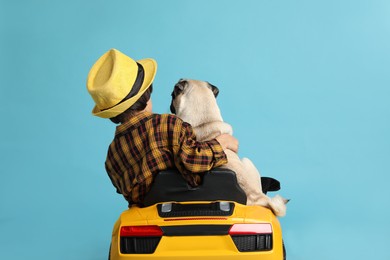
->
105 111 228 205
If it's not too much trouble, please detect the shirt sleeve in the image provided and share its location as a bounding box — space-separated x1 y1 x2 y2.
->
172 120 228 175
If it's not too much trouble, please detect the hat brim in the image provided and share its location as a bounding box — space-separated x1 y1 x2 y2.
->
92 58 157 118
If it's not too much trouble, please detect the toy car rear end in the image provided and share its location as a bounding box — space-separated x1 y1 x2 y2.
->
109 169 285 260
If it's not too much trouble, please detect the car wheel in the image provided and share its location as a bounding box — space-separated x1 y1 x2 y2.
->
108 244 111 260
283 240 286 260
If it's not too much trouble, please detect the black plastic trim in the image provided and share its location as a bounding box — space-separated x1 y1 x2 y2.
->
143 168 247 206
161 225 231 236
120 237 161 254
231 234 273 252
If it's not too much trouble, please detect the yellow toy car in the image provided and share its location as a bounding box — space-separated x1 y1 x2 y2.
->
109 168 286 260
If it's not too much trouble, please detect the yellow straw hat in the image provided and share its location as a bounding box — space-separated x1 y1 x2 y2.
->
87 49 157 118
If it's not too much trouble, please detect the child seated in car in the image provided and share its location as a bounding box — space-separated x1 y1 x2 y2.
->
86 49 238 206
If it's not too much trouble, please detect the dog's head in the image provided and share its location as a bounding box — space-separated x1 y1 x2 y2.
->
170 79 219 115
170 79 222 127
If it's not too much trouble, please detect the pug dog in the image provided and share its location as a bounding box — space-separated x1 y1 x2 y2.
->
170 79 287 217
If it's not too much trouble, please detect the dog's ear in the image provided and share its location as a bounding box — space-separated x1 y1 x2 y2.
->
208 82 219 97
170 80 187 114
172 80 187 98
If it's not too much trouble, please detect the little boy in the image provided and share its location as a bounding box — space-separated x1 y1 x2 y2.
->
87 49 238 206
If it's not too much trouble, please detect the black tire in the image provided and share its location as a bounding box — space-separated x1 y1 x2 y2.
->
108 244 111 260
283 240 286 260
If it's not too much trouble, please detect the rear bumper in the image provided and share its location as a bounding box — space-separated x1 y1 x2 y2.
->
111 235 283 260
110 202 284 260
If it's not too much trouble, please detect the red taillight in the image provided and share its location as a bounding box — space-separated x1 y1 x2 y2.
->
229 223 272 235
120 226 163 237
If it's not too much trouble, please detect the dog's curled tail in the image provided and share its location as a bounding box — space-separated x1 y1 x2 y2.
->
268 195 288 217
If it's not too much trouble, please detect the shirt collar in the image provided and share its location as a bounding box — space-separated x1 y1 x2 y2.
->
115 111 153 136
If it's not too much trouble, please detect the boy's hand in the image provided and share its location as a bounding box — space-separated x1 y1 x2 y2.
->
216 134 239 153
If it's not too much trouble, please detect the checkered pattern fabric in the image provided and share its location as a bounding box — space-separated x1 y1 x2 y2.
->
105 112 227 205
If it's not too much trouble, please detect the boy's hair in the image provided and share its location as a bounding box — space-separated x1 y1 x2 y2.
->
110 85 153 124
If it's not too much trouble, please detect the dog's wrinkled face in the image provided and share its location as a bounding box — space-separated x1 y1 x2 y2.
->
170 79 219 114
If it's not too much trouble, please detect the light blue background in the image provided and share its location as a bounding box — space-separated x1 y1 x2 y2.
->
1 0 389 259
